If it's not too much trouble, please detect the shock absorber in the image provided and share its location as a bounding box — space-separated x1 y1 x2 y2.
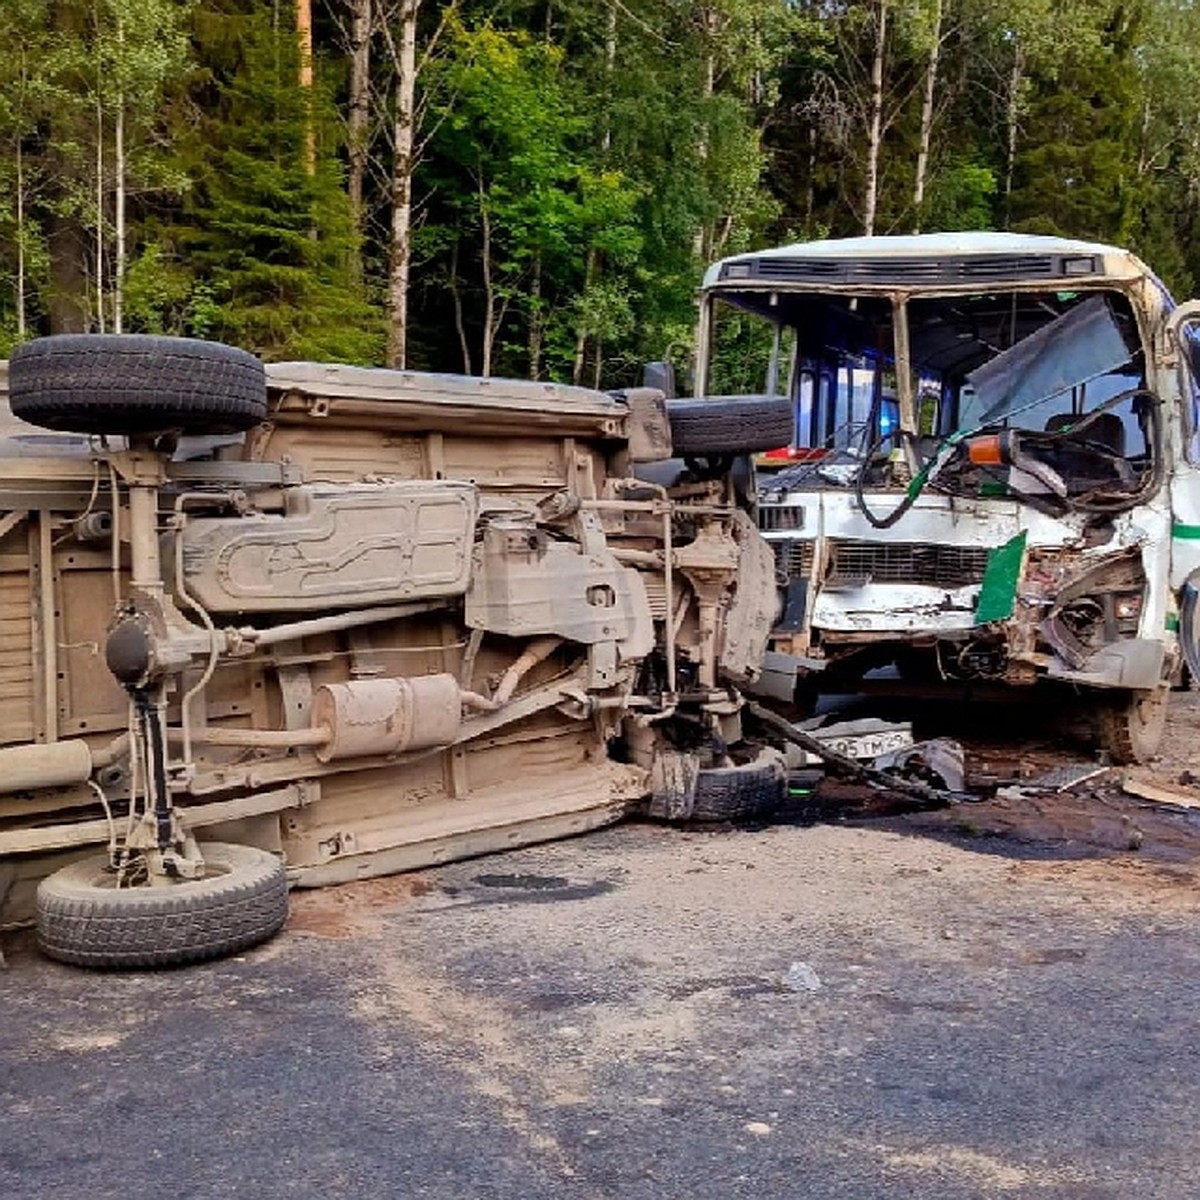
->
132 687 173 855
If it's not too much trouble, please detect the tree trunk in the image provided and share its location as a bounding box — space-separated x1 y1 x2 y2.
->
386 0 420 369
48 215 89 334
46 2 89 334
112 13 126 333
1003 42 1023 229
480 175 495 378
863 0 888 237
1137 95 1151 176
528 252 543 380
911 0 943 233
602 1 616 156
570 0 618 381
571 0 624 381
347 0 371 279
296 0 316 174
15 141 26 340
449 240 471 374
804 124 816 232
573 248 597 386
114 93 125 333
95 94 105 333
693 6 717 260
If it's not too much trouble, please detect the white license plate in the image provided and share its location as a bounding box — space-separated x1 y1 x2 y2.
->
803 728 914 764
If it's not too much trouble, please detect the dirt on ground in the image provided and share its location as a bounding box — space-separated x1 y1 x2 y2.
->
286 686 1200 944
932 687 1196 846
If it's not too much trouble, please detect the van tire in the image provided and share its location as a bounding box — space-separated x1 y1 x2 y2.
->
1094 685 1169 765
36 842 288 969
665 395 794 456
689 750 788 822
10 334 267 436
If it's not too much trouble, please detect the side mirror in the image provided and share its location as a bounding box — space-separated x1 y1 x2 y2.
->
642 360 676 399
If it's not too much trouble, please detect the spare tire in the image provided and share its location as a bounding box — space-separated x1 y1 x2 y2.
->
36 841 288 969
10 334 267 436
665 394 794 456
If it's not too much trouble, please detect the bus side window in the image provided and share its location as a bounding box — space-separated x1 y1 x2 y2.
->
795 369 815 448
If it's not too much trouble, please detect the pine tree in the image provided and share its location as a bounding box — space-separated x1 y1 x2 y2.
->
175 1 383 361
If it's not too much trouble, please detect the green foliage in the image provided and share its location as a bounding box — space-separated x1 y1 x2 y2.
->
120 241 193 334
6 0 1200 379
175 3 383 362
924 160 998 231
707 303 781 394
423 16 644 376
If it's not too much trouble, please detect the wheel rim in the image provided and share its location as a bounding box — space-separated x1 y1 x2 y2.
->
76 860 235 892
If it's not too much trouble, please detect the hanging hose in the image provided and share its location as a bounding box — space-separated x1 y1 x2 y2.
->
854 429 933 529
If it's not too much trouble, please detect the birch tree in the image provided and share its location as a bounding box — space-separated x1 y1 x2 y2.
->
0 0 57 346
89 0 191 331
346 0 372 276
910 0 946 231
384 0 421 368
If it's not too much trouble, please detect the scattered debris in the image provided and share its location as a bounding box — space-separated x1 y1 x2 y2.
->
1121 776 1200 811
993 761 1112 801
749 701 968 810
965 756 1035 792
783 961 822 993
1025 762 1111 792
873 739 966 794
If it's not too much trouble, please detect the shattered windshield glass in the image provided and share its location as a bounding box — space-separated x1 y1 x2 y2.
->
959 295 1135 432
709 281 1155 512
903 288 1153 514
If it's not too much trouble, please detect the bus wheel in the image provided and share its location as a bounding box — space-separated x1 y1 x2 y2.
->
1093 685 1169 765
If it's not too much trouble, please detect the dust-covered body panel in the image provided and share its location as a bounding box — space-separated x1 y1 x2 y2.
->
0 347 779 941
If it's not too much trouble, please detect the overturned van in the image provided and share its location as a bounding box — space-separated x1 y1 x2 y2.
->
0 337 783 966
695 232 1200 763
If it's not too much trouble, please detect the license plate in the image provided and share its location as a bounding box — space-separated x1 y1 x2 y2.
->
799 727 914 765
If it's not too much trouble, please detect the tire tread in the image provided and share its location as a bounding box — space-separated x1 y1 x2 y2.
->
1093 685 1169 766
10 335 267 436
36 842 288 969
666 395 794 456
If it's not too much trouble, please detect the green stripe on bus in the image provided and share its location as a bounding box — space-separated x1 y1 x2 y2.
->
1173 523 1200 539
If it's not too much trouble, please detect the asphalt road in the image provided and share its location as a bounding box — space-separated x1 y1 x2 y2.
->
3 810 1200 1200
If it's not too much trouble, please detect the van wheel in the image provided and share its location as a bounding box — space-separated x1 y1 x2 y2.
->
10 334 267 436
689 752 788 821
36 842 288 969
1094 685 1169 765
665 395 794 456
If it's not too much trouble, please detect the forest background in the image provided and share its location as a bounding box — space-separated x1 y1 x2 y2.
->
2 0 1198 388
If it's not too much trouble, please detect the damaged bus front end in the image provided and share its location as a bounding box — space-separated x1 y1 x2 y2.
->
696 233 1200 763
